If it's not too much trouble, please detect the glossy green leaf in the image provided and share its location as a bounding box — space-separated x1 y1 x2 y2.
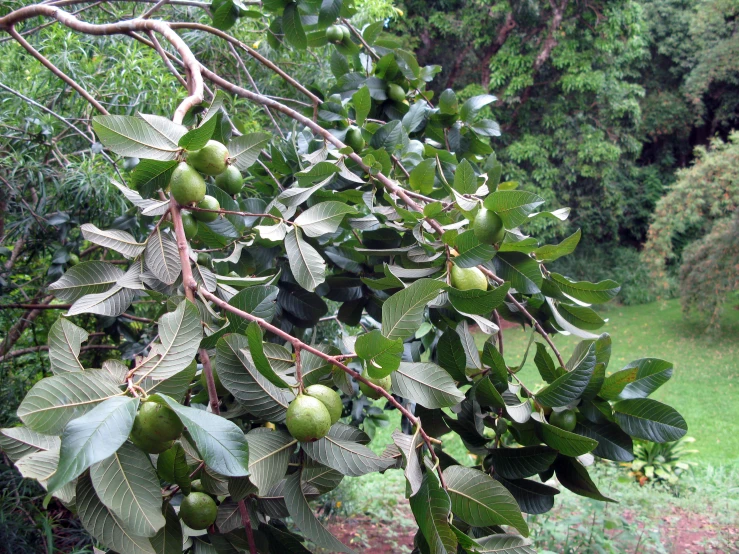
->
409 472 457 554
482 191 544 228
600 358 673 400
48 262 123 302
548 273 621 304
487 446 558 480
245 321 290 388
285 227 326 292
355 330 403 378
613 398 687 443
534 343 595 407
392 362 465 408
246 428 296 494
381 279 446 341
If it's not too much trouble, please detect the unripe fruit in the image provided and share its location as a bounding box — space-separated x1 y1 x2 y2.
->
196 252 212 267
473 208 505 245
358 369 392 400
170 162 206 205
286 394 332 442
549 409 577 432
193 195 220 223
387 83 406 103
200 367 228 396
181 211 198 240
187 140 229 176
130 432 173 454
326 24 344 43
131 401 184 443
68 253 80 266
341 25 351 41
450 265 488 291
304 384 342 425
345 126 365 152
180 492 217 530
190 479 205 493
214 165 244 195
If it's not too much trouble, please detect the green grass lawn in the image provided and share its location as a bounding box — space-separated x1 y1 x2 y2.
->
484 298 739 462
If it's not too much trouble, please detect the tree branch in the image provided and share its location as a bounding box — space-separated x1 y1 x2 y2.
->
0 344 118 362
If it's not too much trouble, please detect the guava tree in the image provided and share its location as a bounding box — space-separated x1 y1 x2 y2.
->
0 2 688 553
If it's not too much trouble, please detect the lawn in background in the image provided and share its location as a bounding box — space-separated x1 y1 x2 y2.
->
485 298 739 463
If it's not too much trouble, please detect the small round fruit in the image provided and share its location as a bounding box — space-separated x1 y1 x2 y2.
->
473 208 505 245
192 195 220 223
187 140 230 176
450 265 488 291
132 401 184 442
200 367 228 396
227 271 239 278
214 165 244 195
326 24 344 43
130 432 173 454
358 369 392 400
549 409 577 432
181 211 198 240
68 253 80 266
304 384 342 425
170 162 206 205
190 479 205 493
286 394 332 442
180 492 217 530
387 83 406 103
341 25 351 41
196 252 212 267
345 126 365 152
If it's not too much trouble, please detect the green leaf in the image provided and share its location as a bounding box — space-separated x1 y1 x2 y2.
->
245 322 290 389
613 398 687 443
553 456 614 502
454 230 496 268
131 160 178 198
533 343 558 384
496 475 559 515
370 120 404 150
410 472 457 554
0 427 59 463
352 86 371 127
48 262 123 302
391 362 465 409
134 300 202 382
284 471 354 553
139 360 197 402
245 428 296 494
535 414 599 457
282 3 307 49
66 285 135 318
556 303 606 331
157 442 191 494
212 0 239 31
153 394 250 477
381 279 446 341
535 343 596 407
81 224 146 259
92 115 184 161
448 282 509 315
179 117 217 151
76 473 156 554
474 377 505 409
575 421 634 462
90 441 165 537
548 273 621 304
392 429 423 496
47 396 139 493
294 201 356 237
493 252 542 294
355 330 403 378
150 503 183 554
47 318 88 375
444 465 528 535
534 229 581 263
487 446 557 480
435 329 467 381
295 161 341 183
453 159 477 194
482 191 544 228
482 341 508 391
18 369 123 435
145 228 181 285
403 102 429 133
285 227 326 292
471 119 501 137
302 425 394 477
475 534 535 554
229 132 271 171
409 158 436 195
600 358 673 400
459 94 496 124
225 285 280 336
439 89 458 115
216 334 292 422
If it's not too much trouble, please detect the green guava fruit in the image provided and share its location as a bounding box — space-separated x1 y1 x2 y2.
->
181 211 198 240
170 162 206 205
304 384 342 424
68 253 80 266
187 140 229 176
326 24 344 43
387 83 406 102
196 252 212 267
450 265 488 291
286 394 332 442
130 432 173 454
131 401 184 442
214 165 244 195
190 479 205 493
358 368 392 400
192 195 220 222
345 126 365 152
549 409 577 432
179 492 217 530
341 25 351 41
200 367 228 396
473 208 505 245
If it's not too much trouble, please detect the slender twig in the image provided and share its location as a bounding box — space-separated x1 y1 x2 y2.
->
186 206 282 221
199 347 220 414
0 344 118 362
141 0 169 18
237 500 258 554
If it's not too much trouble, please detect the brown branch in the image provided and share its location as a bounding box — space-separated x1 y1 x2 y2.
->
199 348 220 415
237 500 258 554
0 294 54 357
0 344 118 363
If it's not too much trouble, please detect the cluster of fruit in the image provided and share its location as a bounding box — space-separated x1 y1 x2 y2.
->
129 400 218 530
451 208 506 291
170 140 245 239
